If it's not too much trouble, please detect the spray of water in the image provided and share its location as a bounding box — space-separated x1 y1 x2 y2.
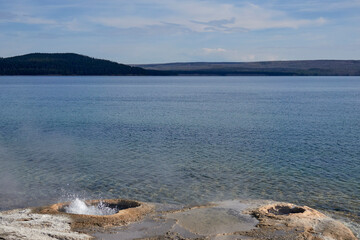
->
64 198 118 215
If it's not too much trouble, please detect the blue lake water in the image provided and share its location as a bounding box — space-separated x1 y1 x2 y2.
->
0 76 359 221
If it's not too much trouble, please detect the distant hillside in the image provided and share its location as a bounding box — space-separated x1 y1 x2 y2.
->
0 53 164 76
1 54 359 76
137 60 360 76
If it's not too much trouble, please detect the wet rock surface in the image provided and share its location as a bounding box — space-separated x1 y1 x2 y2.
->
0 199 358 240
250 203 358 240
33 199 154 231
0 208 91 240
0 199 153 240
94 200 358 240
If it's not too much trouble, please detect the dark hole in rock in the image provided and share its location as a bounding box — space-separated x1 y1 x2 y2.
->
105 201 140 210
268 205 305 215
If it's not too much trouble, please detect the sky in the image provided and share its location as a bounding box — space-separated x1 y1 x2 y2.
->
0 0 359 63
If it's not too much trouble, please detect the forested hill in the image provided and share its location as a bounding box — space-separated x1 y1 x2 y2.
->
137 60 360 76
0 53 164 75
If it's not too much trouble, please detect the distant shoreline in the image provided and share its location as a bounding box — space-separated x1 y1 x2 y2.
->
1 53 360 76
2 74 359 76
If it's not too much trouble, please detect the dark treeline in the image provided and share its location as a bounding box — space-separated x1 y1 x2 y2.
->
0 53 167 76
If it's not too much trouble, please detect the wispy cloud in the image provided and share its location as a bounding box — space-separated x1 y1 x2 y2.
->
199 47 280 62
0 11 56 25
0 1 329 32
91 1 326 33
203 48 227 54
277 0 360 12
0 0 358 62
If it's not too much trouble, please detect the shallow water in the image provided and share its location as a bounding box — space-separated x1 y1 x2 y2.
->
0 76 359 222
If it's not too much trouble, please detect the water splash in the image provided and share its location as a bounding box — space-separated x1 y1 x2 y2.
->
64 198 118 215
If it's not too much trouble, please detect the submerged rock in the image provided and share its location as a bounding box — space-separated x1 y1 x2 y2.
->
0 199 358 240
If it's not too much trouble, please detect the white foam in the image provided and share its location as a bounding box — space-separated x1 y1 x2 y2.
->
64 198 117 215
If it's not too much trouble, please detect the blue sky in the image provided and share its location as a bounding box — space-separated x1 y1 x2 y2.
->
0 0 359 63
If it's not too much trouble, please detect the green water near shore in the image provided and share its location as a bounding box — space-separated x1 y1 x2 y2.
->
0 76 359 223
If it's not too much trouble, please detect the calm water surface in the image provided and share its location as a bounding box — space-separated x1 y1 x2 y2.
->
0 76 359 221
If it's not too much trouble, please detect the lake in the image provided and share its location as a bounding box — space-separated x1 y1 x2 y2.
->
0 76 359 223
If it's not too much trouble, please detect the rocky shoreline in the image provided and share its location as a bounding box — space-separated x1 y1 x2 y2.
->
0 199 358 240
